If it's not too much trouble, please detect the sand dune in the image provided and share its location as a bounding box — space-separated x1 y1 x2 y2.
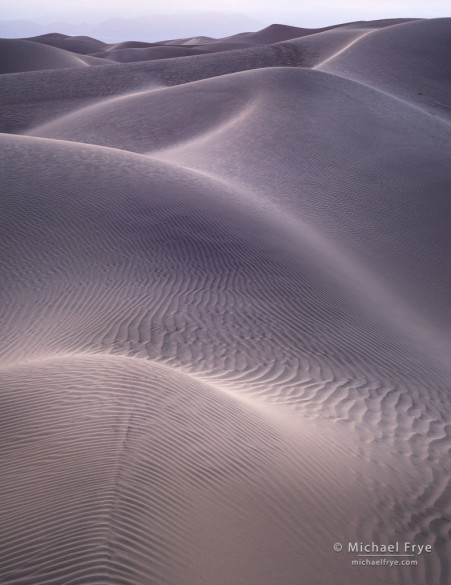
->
26 33 107 55
93 45 207 63
318 18 451 116
1 17 450 585
0 38 110 74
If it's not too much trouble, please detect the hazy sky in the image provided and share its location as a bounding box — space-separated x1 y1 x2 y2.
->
3 0 450 25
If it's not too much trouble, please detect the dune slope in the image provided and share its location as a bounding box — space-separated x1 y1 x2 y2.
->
0 38 110 73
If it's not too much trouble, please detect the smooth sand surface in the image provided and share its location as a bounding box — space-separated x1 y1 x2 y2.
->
1 17 450 585
0 38 110 73
26 33 108 55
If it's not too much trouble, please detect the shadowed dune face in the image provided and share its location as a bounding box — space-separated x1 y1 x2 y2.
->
27 33 108 54
318 18 451 116
92 45 207 62
0 38 110 73
0 17 450 585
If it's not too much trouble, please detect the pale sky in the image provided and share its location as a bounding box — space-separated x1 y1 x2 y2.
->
1 0 450 42
3 0 450 25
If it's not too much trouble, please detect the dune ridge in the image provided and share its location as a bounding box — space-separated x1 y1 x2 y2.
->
1 17 450 585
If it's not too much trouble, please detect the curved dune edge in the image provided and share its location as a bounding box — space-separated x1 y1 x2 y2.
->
26 64 450 152
0 38 112 74
0 352 446 585
2 131 449 382
317 18 451 119
2 19 449 135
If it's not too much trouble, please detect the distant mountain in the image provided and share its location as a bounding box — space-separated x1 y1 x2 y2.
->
0 13 264 43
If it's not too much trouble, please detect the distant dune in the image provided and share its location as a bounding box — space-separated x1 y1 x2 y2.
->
1 18 450 585
0 37 110 73
0 13 264 43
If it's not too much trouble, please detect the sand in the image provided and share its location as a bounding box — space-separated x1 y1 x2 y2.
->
0 17 450 585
